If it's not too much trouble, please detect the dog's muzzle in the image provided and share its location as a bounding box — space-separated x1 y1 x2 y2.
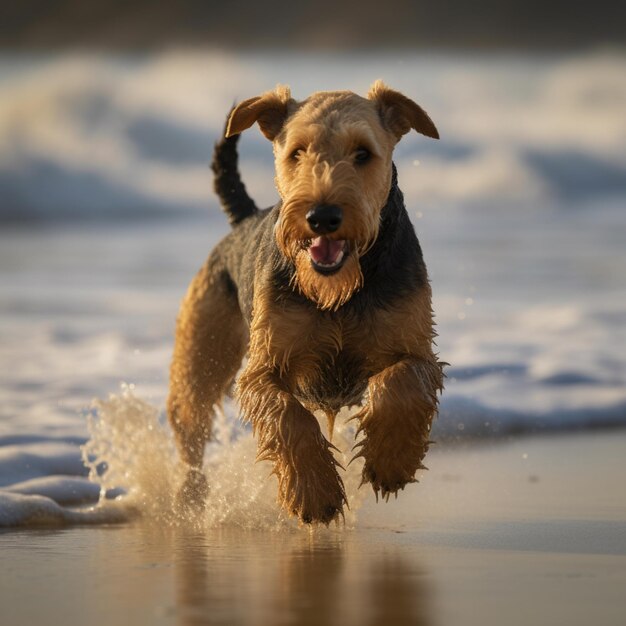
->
306 204 343 235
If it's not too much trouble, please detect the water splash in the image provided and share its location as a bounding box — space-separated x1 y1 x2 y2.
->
81 386 367 530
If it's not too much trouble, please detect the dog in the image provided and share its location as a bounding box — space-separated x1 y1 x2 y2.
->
167 81 444 524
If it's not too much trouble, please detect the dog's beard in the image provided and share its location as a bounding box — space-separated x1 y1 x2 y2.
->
293 246 363 311
275 191 380 310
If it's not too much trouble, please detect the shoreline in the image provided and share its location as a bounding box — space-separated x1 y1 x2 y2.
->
1 430 625 626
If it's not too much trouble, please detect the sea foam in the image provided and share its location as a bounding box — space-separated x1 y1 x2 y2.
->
0 386 367 528
78 386 367 530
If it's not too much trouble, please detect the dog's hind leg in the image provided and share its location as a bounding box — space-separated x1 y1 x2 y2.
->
168 257 247 509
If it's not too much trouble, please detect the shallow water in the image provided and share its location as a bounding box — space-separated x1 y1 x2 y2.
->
1 525 614 626
2 433 625 626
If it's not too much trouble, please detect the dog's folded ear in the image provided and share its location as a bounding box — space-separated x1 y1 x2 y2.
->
367 80 439 141
226 85 294 141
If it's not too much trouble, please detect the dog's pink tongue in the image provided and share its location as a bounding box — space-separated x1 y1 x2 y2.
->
309 237 344 264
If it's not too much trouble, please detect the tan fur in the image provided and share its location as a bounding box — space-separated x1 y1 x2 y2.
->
169 82 443 524
270 93 394 309
168 256 247 469
246 281 438 389
235 277 443 514
237 284 347 522
354 358 442 500
226 85 294 140
367 80 440 140
293 251 363 311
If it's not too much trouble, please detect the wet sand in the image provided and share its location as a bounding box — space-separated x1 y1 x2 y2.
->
1 431 625 626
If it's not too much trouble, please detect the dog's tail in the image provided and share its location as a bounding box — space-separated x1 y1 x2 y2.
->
211 114 259 227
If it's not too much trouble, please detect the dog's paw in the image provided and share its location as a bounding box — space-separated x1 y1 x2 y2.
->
277 442 347 525
293 476 346 525
176 468 209 518
289 480 346 526
360 458 425 502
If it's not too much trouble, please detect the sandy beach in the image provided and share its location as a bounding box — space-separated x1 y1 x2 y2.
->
1 430 624 626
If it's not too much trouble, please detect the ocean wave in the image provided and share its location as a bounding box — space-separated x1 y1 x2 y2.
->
1 50 625 222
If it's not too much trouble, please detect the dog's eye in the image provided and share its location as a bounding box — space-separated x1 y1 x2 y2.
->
289 147 304 161
354 147 371 165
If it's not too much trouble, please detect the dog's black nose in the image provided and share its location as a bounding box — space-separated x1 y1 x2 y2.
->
306 204 343 234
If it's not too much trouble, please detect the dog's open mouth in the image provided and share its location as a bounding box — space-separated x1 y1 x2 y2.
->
306 237 348 274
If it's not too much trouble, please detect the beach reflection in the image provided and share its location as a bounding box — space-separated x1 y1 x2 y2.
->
173 528 432 626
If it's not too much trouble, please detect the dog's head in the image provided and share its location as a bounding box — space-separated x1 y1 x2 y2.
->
226 81 438 310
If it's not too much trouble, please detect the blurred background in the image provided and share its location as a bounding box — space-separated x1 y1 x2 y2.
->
1 0 625 442
2 0 625 50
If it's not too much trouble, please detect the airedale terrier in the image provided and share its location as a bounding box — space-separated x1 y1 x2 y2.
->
168 81 445 524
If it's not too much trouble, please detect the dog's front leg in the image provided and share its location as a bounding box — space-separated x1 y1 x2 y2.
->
238 364 346 524
354 358 443 500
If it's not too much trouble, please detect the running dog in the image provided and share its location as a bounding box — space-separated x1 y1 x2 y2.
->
168 82 445 524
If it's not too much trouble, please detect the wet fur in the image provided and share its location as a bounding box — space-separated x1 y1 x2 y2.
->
168 83 444 524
